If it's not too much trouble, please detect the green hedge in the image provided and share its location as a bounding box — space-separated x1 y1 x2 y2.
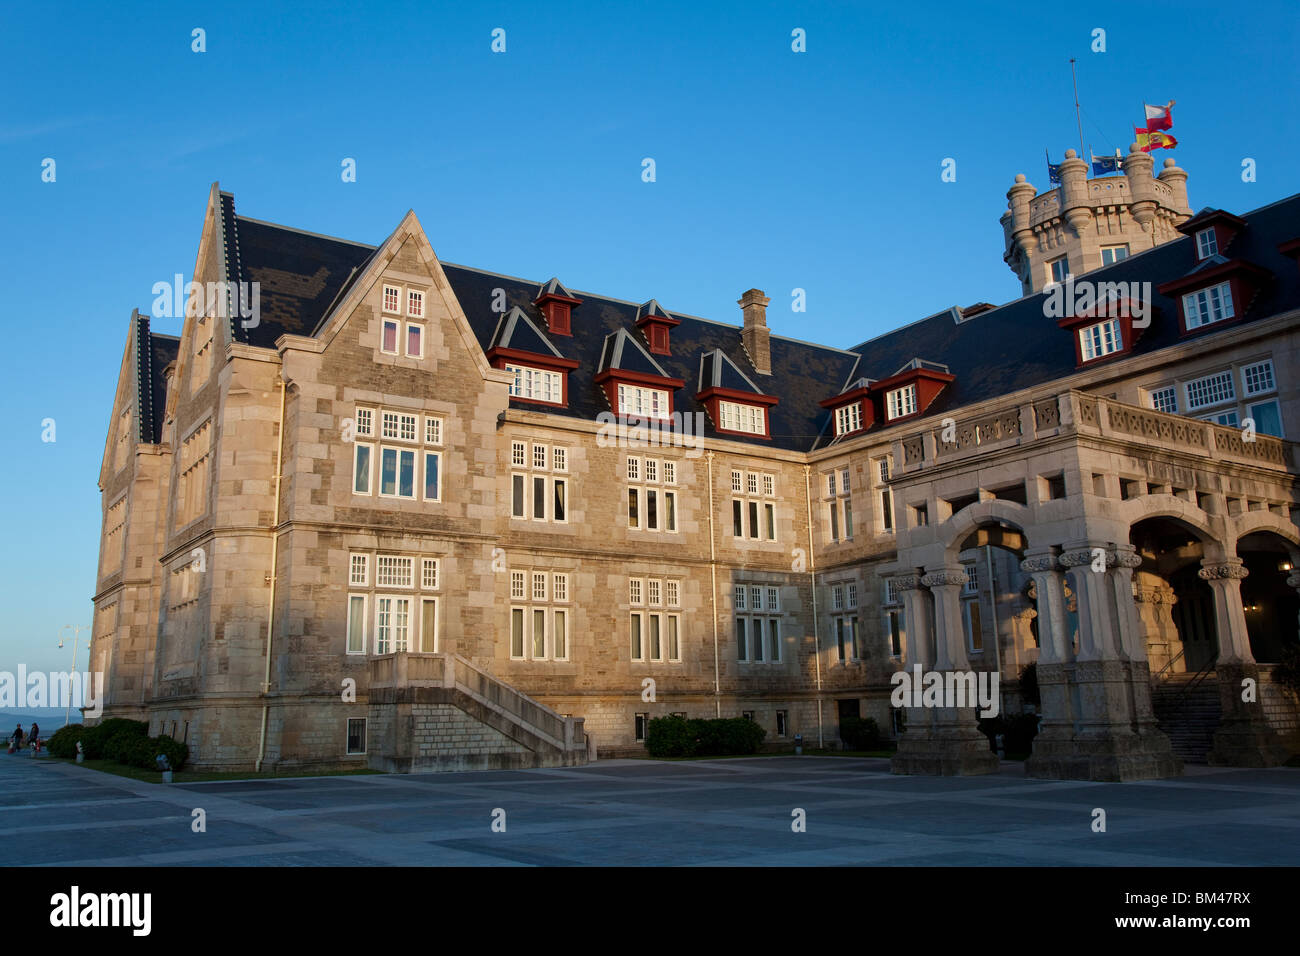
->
839 716 881 750
646 716 766 758
80 718 148 760
45 723 83 758
54 719 189 771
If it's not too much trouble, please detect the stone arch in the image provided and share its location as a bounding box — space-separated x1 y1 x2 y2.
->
1231 512 1300 554
1116 495 1224 559
942 499 1033 563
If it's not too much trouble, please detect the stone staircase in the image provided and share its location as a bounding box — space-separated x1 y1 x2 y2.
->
367 652 588 772
1151 672 1221 763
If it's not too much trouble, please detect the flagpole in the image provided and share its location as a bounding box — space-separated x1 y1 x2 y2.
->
1069 57 1084 159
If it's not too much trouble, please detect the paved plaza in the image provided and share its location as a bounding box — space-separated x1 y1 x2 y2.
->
2 754 1299 866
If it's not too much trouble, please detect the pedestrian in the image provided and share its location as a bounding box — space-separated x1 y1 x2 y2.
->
29 723 40 753
9 724 23 754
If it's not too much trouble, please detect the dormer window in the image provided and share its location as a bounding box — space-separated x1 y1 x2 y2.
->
507 365 563 404
1196 228 1218 260
719 401 765 435
1183 282 1234 328
1079 318 1123 361
886 385 917 420
834 403 862 436
618 384 669 418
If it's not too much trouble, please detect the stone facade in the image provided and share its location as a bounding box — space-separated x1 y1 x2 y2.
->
88 174 1300 778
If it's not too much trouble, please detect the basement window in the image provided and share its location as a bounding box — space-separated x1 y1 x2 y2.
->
346 718 367 755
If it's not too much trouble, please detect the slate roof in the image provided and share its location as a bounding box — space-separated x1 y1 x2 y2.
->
133 312 179 444
489 306 566 358
208 189 1300 453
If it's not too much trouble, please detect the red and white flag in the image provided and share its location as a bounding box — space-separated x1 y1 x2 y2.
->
1143 100 1175 132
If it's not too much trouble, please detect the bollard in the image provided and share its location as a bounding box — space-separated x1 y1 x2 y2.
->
794 733 803 755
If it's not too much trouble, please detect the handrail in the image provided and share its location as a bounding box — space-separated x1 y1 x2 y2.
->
1160 655 1218 724
1153 648 1186 682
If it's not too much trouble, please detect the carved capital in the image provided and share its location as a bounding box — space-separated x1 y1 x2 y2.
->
1108 549 1142 570
1058 548 1101 569
921 570 967 589
1198 562 1249 581
892 574 923 592
1020 555 1058 573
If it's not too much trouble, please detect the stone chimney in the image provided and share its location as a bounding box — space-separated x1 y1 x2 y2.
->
739 289 771 375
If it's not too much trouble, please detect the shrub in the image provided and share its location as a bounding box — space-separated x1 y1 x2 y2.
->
645 716 765 758
80 718 148 760
121 735 189 772
839 716 881 751
46 724 84 758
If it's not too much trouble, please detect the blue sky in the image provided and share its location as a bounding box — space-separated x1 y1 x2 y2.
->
1 0 1297 673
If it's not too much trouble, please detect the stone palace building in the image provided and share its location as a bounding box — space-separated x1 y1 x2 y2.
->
90 145 1300 778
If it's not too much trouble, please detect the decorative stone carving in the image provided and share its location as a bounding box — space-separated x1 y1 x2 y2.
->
1108 549 1143 570
1198 563 1249 581
921 570 967 588
903 435 924 465
1033 397 1060 430
893 574 923 592
1058 549 1101 569
1020 555 1058 573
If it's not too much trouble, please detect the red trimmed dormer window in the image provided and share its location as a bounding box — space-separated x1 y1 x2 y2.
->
1055 298 1145 367
636 313 681 356
534 286 582 337
865 362 954 426
697 387 779 440
819 383 875 438
487 347 580 408
595 369 686 423
1176 209 1246 262
1158 260 1271 336
835 403 861 436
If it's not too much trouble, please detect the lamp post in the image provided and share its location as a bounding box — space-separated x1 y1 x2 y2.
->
57 624 89 729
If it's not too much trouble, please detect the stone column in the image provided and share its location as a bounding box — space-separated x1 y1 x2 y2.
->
1133 572 1183 676
1042 545 1180 781
894 575 933 740
1020 552 1077 778
891 568 998 777
1203 560 1288 767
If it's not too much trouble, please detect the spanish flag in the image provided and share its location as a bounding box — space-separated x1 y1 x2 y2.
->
1135 127 1178 152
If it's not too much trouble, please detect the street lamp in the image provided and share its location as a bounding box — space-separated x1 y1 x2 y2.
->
57 624 89 728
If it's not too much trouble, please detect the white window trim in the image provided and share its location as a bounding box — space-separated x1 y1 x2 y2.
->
422 450 442 503
404 322 424 359
353 442 374 496
378 445 418 499
382 284 402 315
380 318 401 355
407 289 425 318
886 384 918 420
1196 228 1217 260
374 594 413 654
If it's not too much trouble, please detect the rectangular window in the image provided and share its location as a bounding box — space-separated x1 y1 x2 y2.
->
887 385 918 420
648 579 661 607
964 565 978 594
763 502 775 540
533 476 547 520
648 614 662 661
834 403 862 436
835 618 847 662
406 323 423 358
346 594 367 654
553 609 567 660
829 501 840 542
751 618 764 661
666 614 680 662
663 460 676 484
507 366 563 403
553 573 568 602
424 417 442 445
532 572 547 602
720 401 765 434
630 613 644 661
346 718 367 755
847 583 858 609
666 580 680 608
767 587 779 612
732 499 743 537
1183 282 1235 329
512 441 527 467
964 600 983 653
630 579 643 606
628 488 640 529
832 585 844 611
842 498 853 540
407 289 424 317
1196 228 1218 260
734 584 746 611
762 474 775 497
376 556 414 588
1079 318 1122 360
747 473 759 496
1149 386 1178 414
354 443 373 495
511 608 525 658
552 447 567 472
664 491 677 532
1242 360 1276 396
380 447 416 498
776 710 787 737
532 444 548 470
422 558 439 590
1049 256 1069 285
736 618 747 662
1185 369 1236 410
1246 399 1283 438
382 319 399 354
730 470 743 493
553 479 566 522
511 474 526 518
635 714 649 743
511 571 526 600
1100 244 1129 265
533 608 546 659
382 285 401 314
884 578 900 605
645 459 658 483
747 501 759 539
423 451 440 501
617 384 670 418
1202 409 1240 427
420 598 437 652
646 489 658 530
628 457 641 481
375 596 411 653
355 407 374 437
768 619 780 661
887 609 904 657
350 553 369 587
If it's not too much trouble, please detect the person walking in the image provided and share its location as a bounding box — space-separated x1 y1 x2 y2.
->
9 724 23 754
28 723 40 753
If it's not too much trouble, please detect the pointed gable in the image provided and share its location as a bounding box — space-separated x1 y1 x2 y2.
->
486 306 579 407
489 306 566 358
594 328 685 420
695 348 779 438
534 277 582 336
